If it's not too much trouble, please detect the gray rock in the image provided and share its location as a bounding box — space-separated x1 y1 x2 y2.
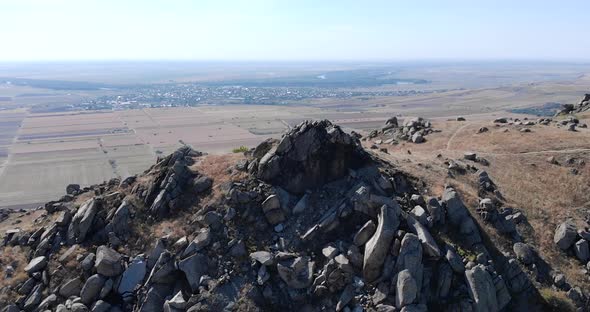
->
110 200 131 237
118 255 147 296
81 253 96 271
95 245 123 277
442 187 468 225
164 291 187 311
322 245 339 259
192 176 213 194
554 221 578 250
574 239 589 262
178 253 208 293
411 133 424 143
262 195 285 225
353 220 376 246
250 251 274 266
67 198 100 244
2 305 19 312
59 277 84 297
80 274 106 304
465 264 498 312
146 251 176 284
410 206 428 225
277 256 314 289
24 256 47 274
396 269 417 308
363 204 400 282
396 233 423 295
257 120 367 194
23 284 43 310
513 242 535 265
66 184 81 195
406 215 441 258
426 198 444 225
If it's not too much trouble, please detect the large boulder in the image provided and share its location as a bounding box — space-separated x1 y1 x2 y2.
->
363 204 400 282
118 255 147 297
95 245 124 277
67 198 100 244
24 256 47 274
396 269 418 308
442 187 469 225
406 215 441 258
80 274 107 304
554 221 577 250
465 265 498 312
256 120 369 194
178 253 208 293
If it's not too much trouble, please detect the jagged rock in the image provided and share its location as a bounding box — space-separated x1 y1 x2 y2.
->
59 277 83 297
164 291 187 312
109 200 131 237
426 198 444 225
406 215 441 258
466 265 498 312
117 255 147 297
256 120 368 194
353 220 376 246
464 152 477 161
80 274 106 304
250 251 275 266
178 253 208 293
396 233 423 293
67 198 100 244
95 245 123 277
322 245 339 259
554 221 577 250
513 242 535 265
23 285 43 310
277 256 314 289
147 251 177 284
363 204 400 282
24 256 47 274
66 184 81 195
396 269 417 308
574 239 589 262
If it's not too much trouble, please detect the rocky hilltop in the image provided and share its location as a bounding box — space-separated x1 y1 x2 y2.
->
0 119 586 312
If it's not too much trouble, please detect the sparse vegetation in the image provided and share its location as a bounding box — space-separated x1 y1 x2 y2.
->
232 146 249 153
540 288 576 312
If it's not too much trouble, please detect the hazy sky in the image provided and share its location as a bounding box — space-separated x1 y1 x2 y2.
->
1 0 589 61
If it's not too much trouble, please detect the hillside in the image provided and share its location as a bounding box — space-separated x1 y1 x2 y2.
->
0 109 589 312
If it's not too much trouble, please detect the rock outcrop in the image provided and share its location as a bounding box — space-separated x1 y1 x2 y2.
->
0 121 560 312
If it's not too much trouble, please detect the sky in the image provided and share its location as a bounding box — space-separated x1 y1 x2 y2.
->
1 0 589 61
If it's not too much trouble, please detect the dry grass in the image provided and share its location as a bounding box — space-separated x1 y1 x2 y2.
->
539 287 576 312
376 115 590 290
192 154 248 201
0 246 29 301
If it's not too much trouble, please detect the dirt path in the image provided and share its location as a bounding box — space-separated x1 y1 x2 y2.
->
446 122 472 151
